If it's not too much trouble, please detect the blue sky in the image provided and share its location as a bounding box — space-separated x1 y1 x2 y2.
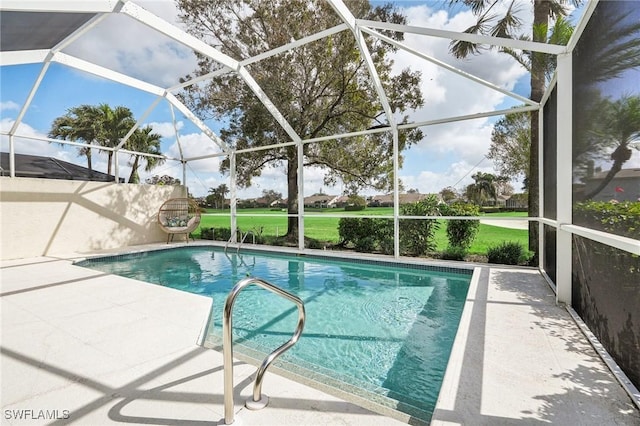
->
0 0 589 198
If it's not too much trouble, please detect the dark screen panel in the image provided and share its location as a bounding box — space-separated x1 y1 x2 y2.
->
571 0 640 389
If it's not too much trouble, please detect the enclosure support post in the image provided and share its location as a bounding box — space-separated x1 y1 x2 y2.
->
537 107 545 271
114 151 119 183
298 140 305 251
9 135 15 177
556 53 572 305
393 129 400 259
230 152 237 242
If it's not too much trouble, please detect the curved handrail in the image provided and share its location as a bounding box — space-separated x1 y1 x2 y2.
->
223 277 306 425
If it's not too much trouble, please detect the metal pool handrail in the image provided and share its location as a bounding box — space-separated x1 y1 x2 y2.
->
236 230 256 253
223 277 306 425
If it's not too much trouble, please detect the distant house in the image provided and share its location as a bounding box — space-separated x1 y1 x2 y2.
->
328 195 351 208
581 168 640 202
270 199 286 208
368 192 434 207
484 194 511 207
303 194 336 208
505 193 528 209
1 152 122 182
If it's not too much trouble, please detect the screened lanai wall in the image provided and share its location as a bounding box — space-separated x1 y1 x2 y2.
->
540 0 640 392
1 0 639 395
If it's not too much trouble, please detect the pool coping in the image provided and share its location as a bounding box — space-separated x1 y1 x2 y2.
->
6 242 638 425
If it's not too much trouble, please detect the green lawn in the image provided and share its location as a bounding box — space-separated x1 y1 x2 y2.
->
196 207 528 255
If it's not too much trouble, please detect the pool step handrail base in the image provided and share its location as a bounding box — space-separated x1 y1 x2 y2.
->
245 394 269 410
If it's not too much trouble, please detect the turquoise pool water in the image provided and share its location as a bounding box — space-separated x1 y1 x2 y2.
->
78 247 471 422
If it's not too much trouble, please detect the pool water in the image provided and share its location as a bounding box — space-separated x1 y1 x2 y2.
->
78 247 471 422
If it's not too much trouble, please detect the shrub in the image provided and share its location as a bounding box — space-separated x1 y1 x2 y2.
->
200 227 214 240
573 200 639 239
377 224 395 255
214 227 232 242
442 245 467 261
338 217 372 245
344 195 367 211
399 195 440 256
338 196 443 256
306 238 324 249
487 241 527 265
338 217 393 253
440 203 480 249
354 236 376 252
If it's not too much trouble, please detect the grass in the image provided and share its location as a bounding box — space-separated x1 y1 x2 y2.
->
196 207 529 255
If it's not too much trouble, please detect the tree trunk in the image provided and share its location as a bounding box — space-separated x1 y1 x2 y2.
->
128 155 139 183
528 0 550 259
581 145 630 200
107 152 113 176
87 149 93 178
286 152 299 241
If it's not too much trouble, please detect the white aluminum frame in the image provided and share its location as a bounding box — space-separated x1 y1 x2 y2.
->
1 0 638 299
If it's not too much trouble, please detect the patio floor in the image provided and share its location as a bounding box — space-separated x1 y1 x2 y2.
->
1 243 639 425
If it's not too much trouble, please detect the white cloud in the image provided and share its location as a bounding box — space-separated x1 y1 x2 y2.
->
62 2 198 88
148 120 184 138
1 101 20 111
1 118 93 165
166 132 224 171
401 159 496 195
386 4 530 194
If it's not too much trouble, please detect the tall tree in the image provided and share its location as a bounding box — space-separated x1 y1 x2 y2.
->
125 126 164 184
439 186 459 203
488 111 530 180
146 174 181 185
49 104 101 174
49 104 136 176
91 104 136 175
572 2 640 192
178 0 423 239
208 184 229 209
448 0 581 256
262 189 283 206
465 172 498 205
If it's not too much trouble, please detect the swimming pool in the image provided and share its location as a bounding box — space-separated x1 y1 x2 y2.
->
78 246 471 423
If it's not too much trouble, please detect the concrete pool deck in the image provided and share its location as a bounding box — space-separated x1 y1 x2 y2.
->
1 243 639 425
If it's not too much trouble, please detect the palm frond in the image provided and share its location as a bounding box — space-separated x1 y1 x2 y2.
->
490 0 522 39
449 14 493 58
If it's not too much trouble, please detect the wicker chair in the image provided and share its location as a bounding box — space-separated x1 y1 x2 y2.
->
157 198 201 243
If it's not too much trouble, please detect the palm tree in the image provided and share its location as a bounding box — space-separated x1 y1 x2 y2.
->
213 184 229 209
92 104 136 175
49 105 101 174
208 185 226 209
448 0 581 254
466 172 498 206
49 104 137 177
125 126 164 184
581 95 640 200
572 3 640 190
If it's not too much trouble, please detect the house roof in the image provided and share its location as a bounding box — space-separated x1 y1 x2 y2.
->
588 168 640 180
304 194 336 204
0 152 120 182
371 193 430 204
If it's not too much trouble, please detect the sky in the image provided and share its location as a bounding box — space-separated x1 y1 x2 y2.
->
0 0 604 199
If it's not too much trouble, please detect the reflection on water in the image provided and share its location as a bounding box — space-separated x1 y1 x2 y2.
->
79 247 471 423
